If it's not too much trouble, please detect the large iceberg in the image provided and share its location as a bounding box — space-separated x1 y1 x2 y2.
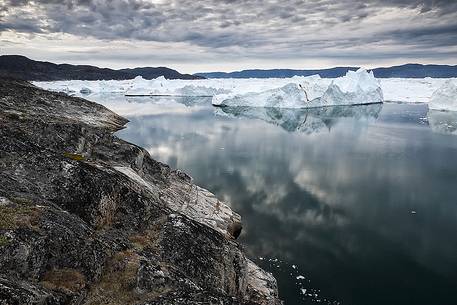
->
212 69 383 108
429 80 457 111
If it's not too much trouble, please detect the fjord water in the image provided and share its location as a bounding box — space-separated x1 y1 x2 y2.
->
96 95 457 305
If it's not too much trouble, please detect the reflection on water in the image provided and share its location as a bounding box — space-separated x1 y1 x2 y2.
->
215 104 382 134
106 96 457 305
428 109 457 135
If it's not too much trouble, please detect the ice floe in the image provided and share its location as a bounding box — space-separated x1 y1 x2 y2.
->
33 73 457 108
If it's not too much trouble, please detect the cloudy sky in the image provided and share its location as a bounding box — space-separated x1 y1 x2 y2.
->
1 0 456 73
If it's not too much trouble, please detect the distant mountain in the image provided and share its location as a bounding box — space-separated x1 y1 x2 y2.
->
372 64 457 78
195 67 358 79
0 55 203 81
195 64 457 79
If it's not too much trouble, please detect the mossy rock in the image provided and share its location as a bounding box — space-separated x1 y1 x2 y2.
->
0 203 40 230
63 152 85 161
0 234 10 247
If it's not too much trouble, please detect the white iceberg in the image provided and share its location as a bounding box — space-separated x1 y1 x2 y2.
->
34 73 457 106
429 80 457 111
320 68 383 106
380 78 447 103
212 83 311 108
300 74 328 102
125 76 167 96
124 76 233 97
212 69 383 108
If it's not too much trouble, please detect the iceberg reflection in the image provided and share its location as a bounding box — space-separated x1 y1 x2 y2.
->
427 109 457 135
215 103 383 134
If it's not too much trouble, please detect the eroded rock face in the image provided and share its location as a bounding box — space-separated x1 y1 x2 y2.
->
0 79 281 305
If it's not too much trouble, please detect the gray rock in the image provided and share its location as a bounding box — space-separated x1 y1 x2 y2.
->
0 78 281 305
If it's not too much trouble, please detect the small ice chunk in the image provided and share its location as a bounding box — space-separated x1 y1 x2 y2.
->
296 275 305 280
79 87 92 94
300 288 307 295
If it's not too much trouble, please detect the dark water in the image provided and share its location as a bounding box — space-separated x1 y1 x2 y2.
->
99 95 457 305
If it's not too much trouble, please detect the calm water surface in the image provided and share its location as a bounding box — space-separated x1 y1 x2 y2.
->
93 94 457 305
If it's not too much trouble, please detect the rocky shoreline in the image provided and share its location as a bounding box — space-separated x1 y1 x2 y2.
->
0 78 281 305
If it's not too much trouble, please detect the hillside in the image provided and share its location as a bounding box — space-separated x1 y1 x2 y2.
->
0 55 203 81
0 77 279 305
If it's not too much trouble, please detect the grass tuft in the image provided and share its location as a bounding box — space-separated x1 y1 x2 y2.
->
41 268 86 293
0 234 10 247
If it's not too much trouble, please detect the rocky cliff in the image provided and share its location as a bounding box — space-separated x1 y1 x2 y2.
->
0 78 281 305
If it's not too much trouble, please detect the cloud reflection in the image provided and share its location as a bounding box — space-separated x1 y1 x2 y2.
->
110 97 457 305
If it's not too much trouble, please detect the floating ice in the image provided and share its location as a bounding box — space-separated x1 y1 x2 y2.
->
80 87 92 95
380 78 447 103
429 80 457 111
320 68 383 107
213 69 383 108
33 75 456 107
212 83 311 108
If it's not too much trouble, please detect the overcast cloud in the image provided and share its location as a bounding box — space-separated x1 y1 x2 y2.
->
0 0 456 72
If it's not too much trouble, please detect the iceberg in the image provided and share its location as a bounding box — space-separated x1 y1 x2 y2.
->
380 78 447 103
34 74 456 106
124 76 233 96
212 83 311 108
212 69 383 108
320 68 383 106
79 87 92 95
429 80 457 111
125 76 167 96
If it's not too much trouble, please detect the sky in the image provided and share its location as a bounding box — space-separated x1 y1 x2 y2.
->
1 0 456 73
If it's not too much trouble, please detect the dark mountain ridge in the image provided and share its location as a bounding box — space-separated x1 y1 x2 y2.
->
196 64 457 79
0 55 203 81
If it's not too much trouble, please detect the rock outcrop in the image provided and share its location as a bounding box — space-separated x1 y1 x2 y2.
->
0 78 281 305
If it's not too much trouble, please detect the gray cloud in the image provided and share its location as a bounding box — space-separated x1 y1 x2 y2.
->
0 0 456 70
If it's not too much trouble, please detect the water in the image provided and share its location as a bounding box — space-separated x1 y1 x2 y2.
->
95 94 457 305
